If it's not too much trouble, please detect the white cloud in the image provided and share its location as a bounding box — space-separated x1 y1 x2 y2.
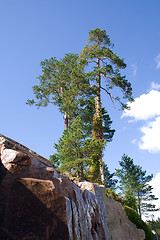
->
139 117 160 153
149 172 160 219
122 90 160 153
155 54 160 69
122 90 160 121
131 64 138 76
151 82 160 91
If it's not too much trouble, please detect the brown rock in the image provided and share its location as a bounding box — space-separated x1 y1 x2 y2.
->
0 134 110 240
0 134 145 240
100 187 145 240
0 175 69 240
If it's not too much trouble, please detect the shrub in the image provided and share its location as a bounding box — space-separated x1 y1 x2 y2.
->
124 205 154 240
106 188 119 201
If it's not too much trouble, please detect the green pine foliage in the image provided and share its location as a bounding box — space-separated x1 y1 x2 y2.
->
116 154 159 217
50 116 106 180
147 218 160 235
124 206 155 240
79 28 133 184
26 53 92 129
98 163 117 189
106 188 120 201
79 28 134 109
27 28 133 185
101 108 115 142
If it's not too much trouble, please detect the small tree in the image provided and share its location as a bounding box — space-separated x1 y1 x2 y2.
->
50 116 105 180
116 154 159 218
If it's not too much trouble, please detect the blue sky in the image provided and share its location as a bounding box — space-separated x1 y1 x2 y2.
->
1 1 160 219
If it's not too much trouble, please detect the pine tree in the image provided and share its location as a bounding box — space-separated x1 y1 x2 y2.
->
116 154 159 217
27 50 115 182
79 28 133 184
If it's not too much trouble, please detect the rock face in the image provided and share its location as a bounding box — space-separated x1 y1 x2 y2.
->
102 191 145 240
0 134 145 240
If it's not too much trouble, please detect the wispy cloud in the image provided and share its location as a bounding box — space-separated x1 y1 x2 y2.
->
122 90 160 153
151 81 160 91
131 64 138 76
155 54 160 69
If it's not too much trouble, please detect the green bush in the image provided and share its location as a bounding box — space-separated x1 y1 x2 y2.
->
106 189 120 201
124 205 154 240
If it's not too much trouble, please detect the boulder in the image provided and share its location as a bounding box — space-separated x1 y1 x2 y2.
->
0 134 110 240
0 134 145 240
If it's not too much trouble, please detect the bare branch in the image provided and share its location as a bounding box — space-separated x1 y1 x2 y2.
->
100 86 116 108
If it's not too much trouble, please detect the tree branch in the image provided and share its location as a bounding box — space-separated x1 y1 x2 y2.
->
100 86 116 108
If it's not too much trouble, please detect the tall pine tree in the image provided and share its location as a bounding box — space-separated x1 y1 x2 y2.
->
79 28 133 184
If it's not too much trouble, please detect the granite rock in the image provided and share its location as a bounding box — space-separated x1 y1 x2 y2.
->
0 134 145 240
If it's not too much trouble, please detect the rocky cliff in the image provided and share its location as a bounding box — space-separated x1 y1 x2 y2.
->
0 134 145 240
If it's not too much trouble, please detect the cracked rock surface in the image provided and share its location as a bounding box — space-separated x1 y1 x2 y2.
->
0 134 145 240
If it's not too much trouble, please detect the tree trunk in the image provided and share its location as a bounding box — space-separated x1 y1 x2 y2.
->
137 190 141 218
80 164 84 180
100 153 105 185
61 86 70 130
96 84 105 185
95 58 105 185
64 112 70 130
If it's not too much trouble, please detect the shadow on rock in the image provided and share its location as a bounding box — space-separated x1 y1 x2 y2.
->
0 163 69 240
